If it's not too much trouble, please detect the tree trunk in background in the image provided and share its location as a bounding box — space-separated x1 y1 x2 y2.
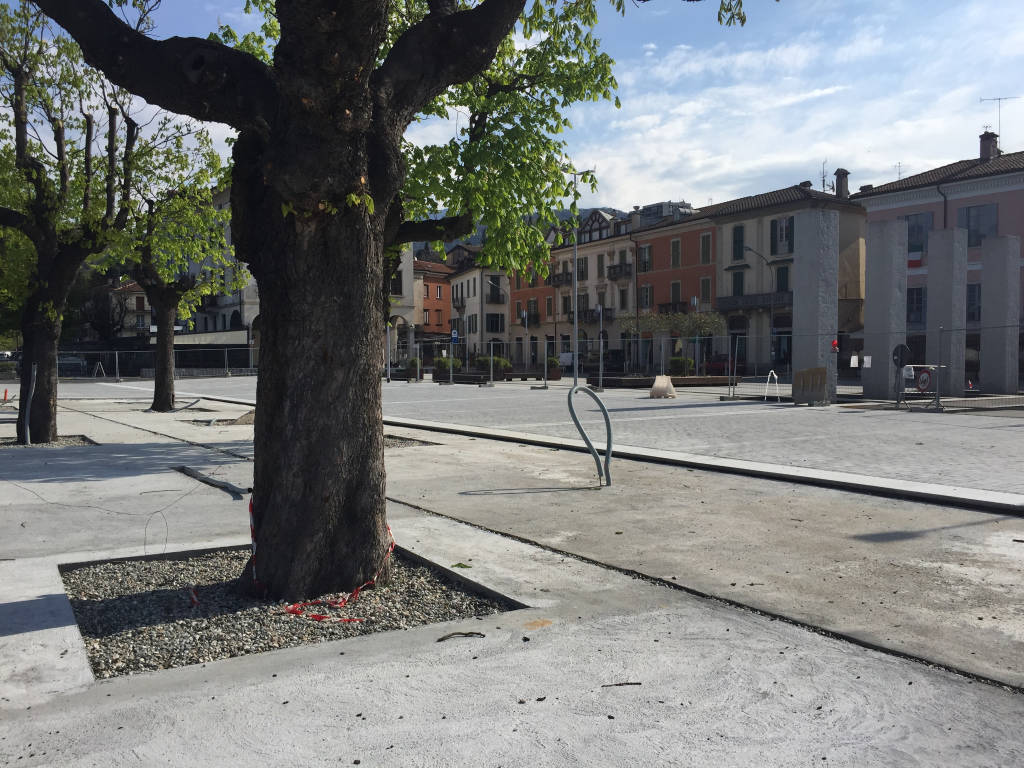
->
150 296 177 412
16 296 60 444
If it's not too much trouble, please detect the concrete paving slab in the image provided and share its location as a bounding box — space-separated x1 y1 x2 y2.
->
380 428 1024 688
2 508 1023 767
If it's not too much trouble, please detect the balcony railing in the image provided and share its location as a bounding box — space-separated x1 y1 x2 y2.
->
566 308 616 324
452 297 466 311
522 311 541 326
658 301 690 315
715 291 793 312
550 272 572 286
485 292 506 304
607 263 633 280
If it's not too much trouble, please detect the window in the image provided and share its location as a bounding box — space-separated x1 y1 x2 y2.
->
732 225 745 260
639 284 652 309
670 281 681 304
577 293 589 312
732 270 744 297
619 287 628 309
957 203 997 247
770 216 794 256
424 284 430 298
906 212 933 256
467 314 478 334
966 283 981 322
390 270 403 295
619 249 628 264
135 314 148 330
562 260 570 273
907 287 926 326
135 296 145 311
597 253 605 278
515 301 522 321
597 290 606 309
699 277 711 302
529 272 538 288
528 298 538 316
700 233 712 265
637 245 651 273
545 297 553 317
472 277 476 297
436 285 443 300
435 309 442 325
577 255 589 280
775 265 789 293
423 310 430 325
562 294 572 315
515 274 522 290
670 239 681 268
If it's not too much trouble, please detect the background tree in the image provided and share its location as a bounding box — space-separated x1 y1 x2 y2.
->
36 0 749 600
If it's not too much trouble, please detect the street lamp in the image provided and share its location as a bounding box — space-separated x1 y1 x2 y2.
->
565 166 594 388
743 245 775 368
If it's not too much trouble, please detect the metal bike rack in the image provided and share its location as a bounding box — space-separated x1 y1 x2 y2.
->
567 384 613 487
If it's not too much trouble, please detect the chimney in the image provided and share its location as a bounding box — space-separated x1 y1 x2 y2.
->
799 180 813 188
980 131 1000 160
834 168 850 199
859 184 874 193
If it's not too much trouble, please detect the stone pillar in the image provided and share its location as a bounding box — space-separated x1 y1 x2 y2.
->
925 229 967 395
791 209 839 402
980 235 1021 394
862 220 908 399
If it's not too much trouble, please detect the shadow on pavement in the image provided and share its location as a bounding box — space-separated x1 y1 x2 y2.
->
851 515 1015 543
0 594 76 637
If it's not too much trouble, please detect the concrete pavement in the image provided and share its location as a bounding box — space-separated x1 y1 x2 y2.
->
1 398 1023 766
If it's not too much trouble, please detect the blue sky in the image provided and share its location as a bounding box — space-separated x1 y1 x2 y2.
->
148 0 1024 210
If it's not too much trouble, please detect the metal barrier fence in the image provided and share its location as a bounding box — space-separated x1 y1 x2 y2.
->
52 347 259 379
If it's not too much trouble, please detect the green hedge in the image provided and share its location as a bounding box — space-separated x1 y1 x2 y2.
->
433 357 462 373
475 355 512 372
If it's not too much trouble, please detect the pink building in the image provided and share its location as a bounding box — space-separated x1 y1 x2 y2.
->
851 132 1024 381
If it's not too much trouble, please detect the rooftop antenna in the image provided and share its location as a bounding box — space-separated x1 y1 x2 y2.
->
820 159 835 192
893 161 905 180
980 96 1019 137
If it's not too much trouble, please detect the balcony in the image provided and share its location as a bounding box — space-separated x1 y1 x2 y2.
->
567 308 616 324
523 310 541 326
485 292 506 304
452 297 466 312
715 291 793 312
658 301 690 315
607 263 633 280
550 272 572 286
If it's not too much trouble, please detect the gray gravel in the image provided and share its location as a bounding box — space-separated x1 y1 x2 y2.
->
62 548 512 679
0 435 94 448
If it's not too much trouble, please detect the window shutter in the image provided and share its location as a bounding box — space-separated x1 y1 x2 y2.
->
770 220 778 256
787 216 794 253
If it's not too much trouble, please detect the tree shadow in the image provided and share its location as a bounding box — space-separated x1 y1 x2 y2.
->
605 400 766 414
850 515 1015 544
0 593 77 637
0 440 253 484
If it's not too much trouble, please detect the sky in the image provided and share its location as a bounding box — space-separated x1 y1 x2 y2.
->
138 0 1024 211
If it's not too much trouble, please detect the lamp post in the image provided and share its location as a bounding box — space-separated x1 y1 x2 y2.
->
744 245 775 371
565 166 594 388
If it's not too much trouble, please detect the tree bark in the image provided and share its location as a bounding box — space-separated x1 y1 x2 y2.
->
149 296 177 412
17 295 61 444
241 172 390 601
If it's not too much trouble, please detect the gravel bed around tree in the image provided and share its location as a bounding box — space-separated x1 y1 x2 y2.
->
62 548 514 679
0 435 94 448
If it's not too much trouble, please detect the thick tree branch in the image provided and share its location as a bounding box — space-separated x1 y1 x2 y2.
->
104 104 117 223
114 116 139 230
34 0 279 132
393 212 474 246
52 115 69 204
81 109 94 216
374 0 526 124
0 205 29 233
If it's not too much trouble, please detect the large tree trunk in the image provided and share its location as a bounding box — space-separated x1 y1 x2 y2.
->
150 297 177 412
238 140 391 601
16 294 63 444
